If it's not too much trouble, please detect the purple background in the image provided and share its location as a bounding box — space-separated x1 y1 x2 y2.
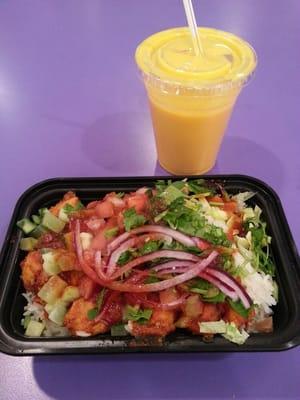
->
0 1 299 399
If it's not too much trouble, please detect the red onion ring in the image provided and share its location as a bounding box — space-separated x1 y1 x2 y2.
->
199 271 239 301
107 251 218 292
206 267 252 308
110 250 200 280
107 225 196 255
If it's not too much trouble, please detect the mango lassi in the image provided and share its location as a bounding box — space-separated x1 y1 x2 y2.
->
135 28 257 175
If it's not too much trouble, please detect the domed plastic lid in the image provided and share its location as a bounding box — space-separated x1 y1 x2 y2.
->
135 27 257 92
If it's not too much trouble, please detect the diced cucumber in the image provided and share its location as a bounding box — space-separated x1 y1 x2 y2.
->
61 286 80 304
25 320 45 337
38 275 67 304
32 215 41 225
48 300 67 326
80 232 93 250
17 218 36 234
31 224 48 239
45 303 54 314
42 252 61 276
111 324 128 336
203 287 219 299
41 210 65 233
38 208 48 217
20 237 38 251
58 207 69 223
22 315 31 329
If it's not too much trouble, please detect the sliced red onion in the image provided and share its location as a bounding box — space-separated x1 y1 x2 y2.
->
111 250 200 280
131 225 195 247
74 220 106 285
107 225 195 255
107 237 137 276
107 231 131 254
206 267 252 308
153 261 195 273
137 233 173 246
199 271 239 301
94 250 110 281
160 294 189 310
107 251 218 292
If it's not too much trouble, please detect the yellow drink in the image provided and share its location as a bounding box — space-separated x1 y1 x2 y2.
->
135 28 257 175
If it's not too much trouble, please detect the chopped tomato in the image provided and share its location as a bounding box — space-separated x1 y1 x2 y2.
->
207 196 223 204
91 230 107 251
86 200 98 209
79 275 98 300
222 201 238 213
95 201 114 218
127 194 148 213
227 215 242 241
224 306 246 328
196 238 211 251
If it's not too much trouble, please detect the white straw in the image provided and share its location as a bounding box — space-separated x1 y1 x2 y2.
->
182 0 204 57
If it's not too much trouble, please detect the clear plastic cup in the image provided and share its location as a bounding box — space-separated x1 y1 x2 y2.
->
135 27 257 175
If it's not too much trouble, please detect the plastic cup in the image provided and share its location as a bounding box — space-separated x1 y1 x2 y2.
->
135 27 257 175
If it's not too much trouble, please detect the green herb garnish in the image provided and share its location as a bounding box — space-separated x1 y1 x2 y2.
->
87 288 106 320
117 250 134 266
123 207 146 232
123 305 152 324
139 240 161 256
228 299 250 318
63 201 84 214
162 197 229 246
104 227 119 239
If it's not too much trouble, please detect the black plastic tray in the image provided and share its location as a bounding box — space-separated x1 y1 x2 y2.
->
0 175 300 356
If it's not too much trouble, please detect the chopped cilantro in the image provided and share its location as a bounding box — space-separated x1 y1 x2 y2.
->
63 201 84 214
228 299 250 318
123 207 146 231
244 212 275 276
123 305 152 324
117 250 134 266
203 292 226 303
189 278 213 294
144 274 161 284
187 179 214 195
160 185 185 205
162 197 229 246
87 308 98 320
86 288 106 320
116 192 125 198
104 227 119 239
139 240 161 256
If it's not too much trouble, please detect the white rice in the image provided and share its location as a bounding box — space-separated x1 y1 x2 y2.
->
22 292 70 337
233 252 277 314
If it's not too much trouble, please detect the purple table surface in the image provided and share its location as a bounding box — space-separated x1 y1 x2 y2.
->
0 1 299 399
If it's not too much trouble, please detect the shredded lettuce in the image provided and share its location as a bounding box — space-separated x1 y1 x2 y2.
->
222 322 249 345
199 320 227 334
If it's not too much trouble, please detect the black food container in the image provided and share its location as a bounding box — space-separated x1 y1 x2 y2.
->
0 175 299 355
